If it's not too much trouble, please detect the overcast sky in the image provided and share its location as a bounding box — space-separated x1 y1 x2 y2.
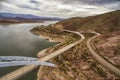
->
0 0 120 18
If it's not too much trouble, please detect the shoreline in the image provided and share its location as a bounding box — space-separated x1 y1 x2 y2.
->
39 35 57 42
37 34 60 57
37 48 48 58
38 33 64 42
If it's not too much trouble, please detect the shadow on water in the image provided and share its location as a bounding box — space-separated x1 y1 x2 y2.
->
0 22 57 80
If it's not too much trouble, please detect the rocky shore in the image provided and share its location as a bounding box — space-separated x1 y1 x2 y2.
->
38 34 61 42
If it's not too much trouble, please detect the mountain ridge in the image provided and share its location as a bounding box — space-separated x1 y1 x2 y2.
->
0 12 63 20
55 10 120 34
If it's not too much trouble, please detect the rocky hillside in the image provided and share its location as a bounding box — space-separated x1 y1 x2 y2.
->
30 10 120 80
55 10 120 34
95 31 120 68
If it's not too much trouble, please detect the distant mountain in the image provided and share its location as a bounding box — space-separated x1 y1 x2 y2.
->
55 10 120 34
0 12 63 21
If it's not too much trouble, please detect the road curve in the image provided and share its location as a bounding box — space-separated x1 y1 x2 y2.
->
64 30 85 40
87 32 120 76
39 30 85 61
0 30 85 80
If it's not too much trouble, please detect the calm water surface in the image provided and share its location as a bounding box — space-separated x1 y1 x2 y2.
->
0 21 57 80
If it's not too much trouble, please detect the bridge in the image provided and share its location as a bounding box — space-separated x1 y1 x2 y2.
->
0 56 37 61
0 56 55 68
1 30 120 80
0 30 85 80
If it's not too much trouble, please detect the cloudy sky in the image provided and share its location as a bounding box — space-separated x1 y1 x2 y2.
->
0 0 120 18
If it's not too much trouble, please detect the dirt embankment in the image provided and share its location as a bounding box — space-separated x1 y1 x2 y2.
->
29 10 120 79
30 24 71 43
37 39 119 80
34 29 119 80
95 31 120 68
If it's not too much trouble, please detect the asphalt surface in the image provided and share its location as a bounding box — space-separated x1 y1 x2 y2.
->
1 30 119 80
0 30 85 80
87 32 120 76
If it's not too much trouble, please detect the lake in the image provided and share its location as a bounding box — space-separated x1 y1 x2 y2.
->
0 21 57 80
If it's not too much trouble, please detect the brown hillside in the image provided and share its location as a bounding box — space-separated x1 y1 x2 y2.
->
30 10 120 80
55 17 83 30
95 31 120 68
55 10 120 34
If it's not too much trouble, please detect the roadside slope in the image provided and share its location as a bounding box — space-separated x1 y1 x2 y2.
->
87 32 120 76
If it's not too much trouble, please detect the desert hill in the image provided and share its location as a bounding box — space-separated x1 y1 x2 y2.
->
31 10 120 80
55 10 120 34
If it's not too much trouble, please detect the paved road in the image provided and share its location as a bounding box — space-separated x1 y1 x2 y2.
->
39 30 85 61
87 32 120 76
0 30 85 80
64 30 85 40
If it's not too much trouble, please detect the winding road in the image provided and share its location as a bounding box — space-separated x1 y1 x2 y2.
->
0 30 85 80
87 32 120 76
1 30 119 80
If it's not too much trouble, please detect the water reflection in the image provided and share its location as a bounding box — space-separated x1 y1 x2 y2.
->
0 22 56 57
0 22 56 79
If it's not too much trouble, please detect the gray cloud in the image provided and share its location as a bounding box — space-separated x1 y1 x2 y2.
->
0 0 119 18
19 5 40 10
29 0 42 6
30 0 40 4
59 0 119 5
57 0 120 10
